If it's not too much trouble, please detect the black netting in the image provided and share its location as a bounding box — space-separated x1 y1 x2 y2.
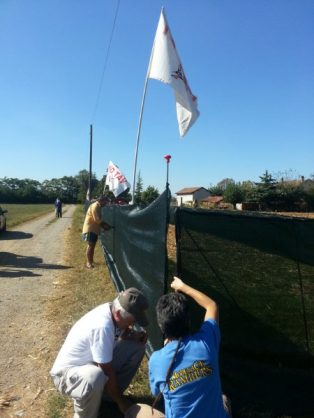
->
99 189 170 353
175 207 314 417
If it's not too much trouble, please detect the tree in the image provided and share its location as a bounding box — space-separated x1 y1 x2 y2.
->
254 170 278 207
58 176 80 202
93 175 106 199
258 170 277 186
75 170 98 202
209 185 224 196
223 183 244 209
134 172 144 205
239 180 256 202
0 177 44 203
141 186 160 205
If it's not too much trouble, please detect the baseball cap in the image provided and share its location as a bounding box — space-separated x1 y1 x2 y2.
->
118 288 149 327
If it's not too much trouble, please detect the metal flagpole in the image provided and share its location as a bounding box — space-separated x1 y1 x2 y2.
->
88 124 93 201
131 11 160 203
163 154 171 294
131 75 149 204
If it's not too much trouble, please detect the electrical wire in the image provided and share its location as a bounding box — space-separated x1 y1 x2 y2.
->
91 0 121 122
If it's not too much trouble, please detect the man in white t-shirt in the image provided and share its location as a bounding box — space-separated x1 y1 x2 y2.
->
50 288 149 418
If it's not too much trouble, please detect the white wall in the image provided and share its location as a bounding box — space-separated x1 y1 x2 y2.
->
176 189 210 206
176 194 193 206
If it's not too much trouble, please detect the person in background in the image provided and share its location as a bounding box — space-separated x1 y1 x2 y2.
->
50 287 149 418
55 198 62 218
82 195 111 268
148 276 232 418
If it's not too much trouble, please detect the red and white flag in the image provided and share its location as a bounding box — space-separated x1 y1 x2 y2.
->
148 9 199 137
105 161 130 197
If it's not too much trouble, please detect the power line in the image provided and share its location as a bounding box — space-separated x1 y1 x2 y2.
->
91 0 121 122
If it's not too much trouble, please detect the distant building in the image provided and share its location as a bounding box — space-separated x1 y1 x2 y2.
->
201 195 224 208
176 187 211 207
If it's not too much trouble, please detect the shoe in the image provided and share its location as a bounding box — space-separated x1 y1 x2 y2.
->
86 263 94 269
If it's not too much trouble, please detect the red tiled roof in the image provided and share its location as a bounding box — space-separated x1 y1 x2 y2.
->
176 187 205 195
201 196 223 203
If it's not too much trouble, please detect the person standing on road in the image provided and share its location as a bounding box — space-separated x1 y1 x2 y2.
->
50 287 149 418
82 195 111 268
54 198 62 218
149 276 232 418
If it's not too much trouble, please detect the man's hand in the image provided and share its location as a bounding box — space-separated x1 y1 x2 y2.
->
171 276 185 292
102 222 112 231
119 328 148 344
170 276 219 322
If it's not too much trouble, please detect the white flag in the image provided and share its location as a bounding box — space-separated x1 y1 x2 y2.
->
148 9 199 137
105 161 131 197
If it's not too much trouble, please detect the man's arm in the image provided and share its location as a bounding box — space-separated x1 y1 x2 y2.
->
171 276 219 323
100 221 112 231
92 203 112 230
98 362 132 413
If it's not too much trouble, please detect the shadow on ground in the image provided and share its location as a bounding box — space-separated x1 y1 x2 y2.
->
0 252 72 278
0 231 33 240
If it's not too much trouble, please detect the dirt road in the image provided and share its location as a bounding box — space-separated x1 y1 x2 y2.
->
0 205 76 417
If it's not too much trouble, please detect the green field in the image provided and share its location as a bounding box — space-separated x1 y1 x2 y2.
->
0 203 55 228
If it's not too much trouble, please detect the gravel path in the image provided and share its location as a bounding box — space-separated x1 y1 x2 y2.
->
0 205 76 417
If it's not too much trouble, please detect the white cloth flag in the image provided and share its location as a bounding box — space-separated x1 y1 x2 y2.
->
148 9 199 137
105 161 131 197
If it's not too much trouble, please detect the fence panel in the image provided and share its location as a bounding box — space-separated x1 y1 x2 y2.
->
175 208 314 417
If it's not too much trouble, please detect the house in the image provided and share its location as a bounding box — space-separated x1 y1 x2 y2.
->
176 187 211 207
201 195 224 208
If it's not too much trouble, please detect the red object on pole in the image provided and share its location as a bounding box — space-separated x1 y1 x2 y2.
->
164 155 171 188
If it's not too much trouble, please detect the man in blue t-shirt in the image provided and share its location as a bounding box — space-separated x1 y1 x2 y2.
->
149 277 231 418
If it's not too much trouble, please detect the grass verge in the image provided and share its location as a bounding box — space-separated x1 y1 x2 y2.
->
0 203 55 228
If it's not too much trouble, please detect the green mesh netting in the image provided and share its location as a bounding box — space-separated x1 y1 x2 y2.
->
175 207 314 417
99 189 170 353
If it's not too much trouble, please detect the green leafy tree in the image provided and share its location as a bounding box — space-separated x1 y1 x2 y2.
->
209 185 224 196
141 186 160 205
223 183 244 209
93 175 107 198
0 177 44 203
276 183 304 211
240 180 256 202
75 170 98 202
58 176 80 202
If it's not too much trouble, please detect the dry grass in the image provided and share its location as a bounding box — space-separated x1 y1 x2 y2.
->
42 205 153 418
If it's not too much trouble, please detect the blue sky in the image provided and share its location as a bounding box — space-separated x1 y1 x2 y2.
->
0 0 313 195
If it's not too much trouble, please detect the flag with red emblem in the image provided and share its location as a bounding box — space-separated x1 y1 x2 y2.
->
148 9 199 136
105 161 130 197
